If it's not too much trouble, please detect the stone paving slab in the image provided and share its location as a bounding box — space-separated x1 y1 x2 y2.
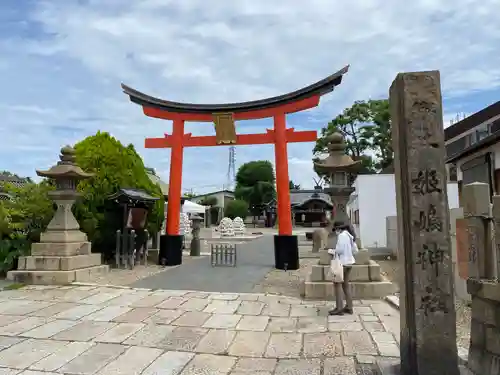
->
0 284 402 374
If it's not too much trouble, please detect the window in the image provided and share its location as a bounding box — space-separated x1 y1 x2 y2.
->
330 172 347 187
448 164 458 182
445 137 467 158
476 124 489 141
353 210 360 224
489 119 500 134
465 132 477 147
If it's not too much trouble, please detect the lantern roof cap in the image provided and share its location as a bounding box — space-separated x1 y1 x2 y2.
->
36 146 94 179
313 132 362 173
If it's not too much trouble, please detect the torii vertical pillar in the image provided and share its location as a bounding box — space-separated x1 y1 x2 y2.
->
273 113 299 270
161 119 185 266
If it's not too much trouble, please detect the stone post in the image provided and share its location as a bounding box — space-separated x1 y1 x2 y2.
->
389 71 459 375
490 195 500 280
462 182 495 279
190 214 203 256
464 193 500 375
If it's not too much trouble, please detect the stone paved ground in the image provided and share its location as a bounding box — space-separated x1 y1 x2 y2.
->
378 259 472 352
0 284 400 375
130 235 275 292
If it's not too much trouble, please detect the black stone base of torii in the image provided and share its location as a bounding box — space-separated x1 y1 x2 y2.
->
159 234 183 266
158 233 300 271
274 235 299 270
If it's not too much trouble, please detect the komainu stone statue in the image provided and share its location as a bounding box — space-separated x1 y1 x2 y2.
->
219 217 235 237
179 213 191 236
312 219 335 252
233 217 245 236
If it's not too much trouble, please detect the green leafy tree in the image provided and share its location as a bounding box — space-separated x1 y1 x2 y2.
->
0 181 54 273
224 199 249 219
313 99 392 174
73 132 164 259
235 161 276 215
199 196 218 207
289 180 301 190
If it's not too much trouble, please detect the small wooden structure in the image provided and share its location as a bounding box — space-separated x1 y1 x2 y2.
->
211 243 237 267
265 190 333 227
108 188 159 267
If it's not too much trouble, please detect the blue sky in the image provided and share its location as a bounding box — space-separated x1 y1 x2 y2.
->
1 0 499 194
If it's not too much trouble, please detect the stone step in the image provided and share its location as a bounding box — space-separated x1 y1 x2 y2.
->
310 261 382 282
18 254 102 271
7 265 109 285
31 241 92 257
301 279 396 300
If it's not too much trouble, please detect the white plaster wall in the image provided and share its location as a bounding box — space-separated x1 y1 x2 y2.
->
346 180 360 239
353 175 460 248
357 175 397 248
449 207 470 301
386 216 398 256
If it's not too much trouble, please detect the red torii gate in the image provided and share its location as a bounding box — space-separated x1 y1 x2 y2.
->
121 65 349 269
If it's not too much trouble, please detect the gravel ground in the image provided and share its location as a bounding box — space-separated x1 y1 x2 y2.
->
252 258 317 297
378 259 471 352
89 255 198 286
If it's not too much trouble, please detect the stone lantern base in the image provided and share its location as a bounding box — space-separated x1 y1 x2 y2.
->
300 248 396 299
7 232 108 285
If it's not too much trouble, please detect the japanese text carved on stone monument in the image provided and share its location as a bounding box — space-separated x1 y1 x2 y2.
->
391 71 459 375
414 204 443 232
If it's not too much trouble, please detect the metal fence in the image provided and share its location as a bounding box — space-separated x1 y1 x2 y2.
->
211 243 237 267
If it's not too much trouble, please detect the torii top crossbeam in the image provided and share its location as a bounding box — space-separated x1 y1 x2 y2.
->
121 65 349 122
120 65 349 269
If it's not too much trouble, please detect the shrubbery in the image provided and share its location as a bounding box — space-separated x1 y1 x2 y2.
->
0 131 165 269
224 199 249 220
0 181 55 274
73 132 164 261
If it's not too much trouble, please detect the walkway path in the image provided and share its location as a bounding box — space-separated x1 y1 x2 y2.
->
0 284 401 374
130 235 275 293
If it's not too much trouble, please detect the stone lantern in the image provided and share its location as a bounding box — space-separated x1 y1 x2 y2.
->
313 132 362 224
37 146 94 243
190 214 204 256
7 146 109 285
302 134 395 300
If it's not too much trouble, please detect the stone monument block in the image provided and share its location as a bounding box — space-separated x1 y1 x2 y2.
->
389 71 459 375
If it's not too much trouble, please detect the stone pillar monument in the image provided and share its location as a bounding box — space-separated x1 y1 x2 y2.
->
301 133 395 300
380 71 459 375
8 146 109 284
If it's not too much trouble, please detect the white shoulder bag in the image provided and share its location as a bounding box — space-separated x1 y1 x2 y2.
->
330 252 344 283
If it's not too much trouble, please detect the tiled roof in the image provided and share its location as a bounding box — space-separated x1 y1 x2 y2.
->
0 192 12 201
0 175 29 193
267 190 333 208
290 190 333 206
108 188 160 203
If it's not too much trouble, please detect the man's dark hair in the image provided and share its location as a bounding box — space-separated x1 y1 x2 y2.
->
344 224 356 241
333 221 356 241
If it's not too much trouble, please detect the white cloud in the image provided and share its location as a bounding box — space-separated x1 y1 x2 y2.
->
1 0 499 192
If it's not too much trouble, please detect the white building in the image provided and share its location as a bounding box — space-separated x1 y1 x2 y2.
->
347 174 459 249
190 190 235 224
